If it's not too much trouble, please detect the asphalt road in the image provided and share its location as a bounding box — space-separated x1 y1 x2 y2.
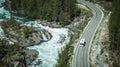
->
72 0 104 67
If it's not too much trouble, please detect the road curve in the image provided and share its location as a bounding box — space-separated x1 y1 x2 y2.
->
72 0 104 67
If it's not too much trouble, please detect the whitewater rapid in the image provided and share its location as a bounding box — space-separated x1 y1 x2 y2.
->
0 0 70 67
26 21 70 67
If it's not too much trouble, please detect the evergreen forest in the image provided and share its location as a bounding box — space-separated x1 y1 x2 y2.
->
109 0 120 66
10 0 80 25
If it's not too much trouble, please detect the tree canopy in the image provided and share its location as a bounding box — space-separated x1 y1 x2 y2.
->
109 0 120 66
10 0 81 25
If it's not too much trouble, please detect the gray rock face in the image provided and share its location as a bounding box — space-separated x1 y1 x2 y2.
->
10 49 39 67
20 28 52 47
5 26 52 47
0 44 39 67
24 49 39 65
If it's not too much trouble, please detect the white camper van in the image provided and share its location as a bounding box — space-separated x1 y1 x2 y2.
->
80 38 85 46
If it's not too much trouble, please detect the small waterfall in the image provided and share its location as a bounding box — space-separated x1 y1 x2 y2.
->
41 31 48 41
0 26 4 36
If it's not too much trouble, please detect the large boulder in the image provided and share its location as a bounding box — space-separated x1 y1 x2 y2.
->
20 28 52 47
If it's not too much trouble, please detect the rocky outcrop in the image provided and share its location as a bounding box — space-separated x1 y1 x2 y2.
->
19 28 52 47
24 49 39 65
0 37 39 67
1 23 52 46
39 20 61 28
11 49 39 67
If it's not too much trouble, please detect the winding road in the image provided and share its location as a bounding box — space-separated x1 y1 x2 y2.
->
72 0 104 67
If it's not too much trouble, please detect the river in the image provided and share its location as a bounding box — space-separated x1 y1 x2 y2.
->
0 0 70 67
